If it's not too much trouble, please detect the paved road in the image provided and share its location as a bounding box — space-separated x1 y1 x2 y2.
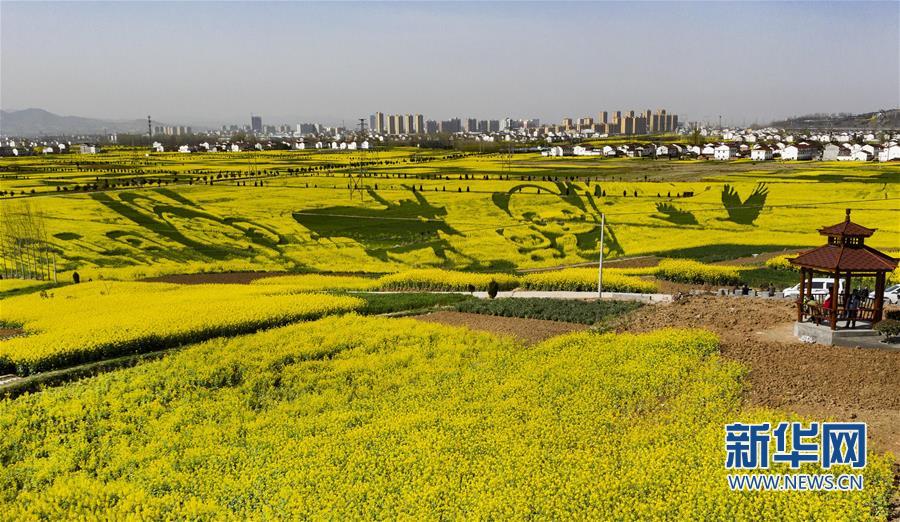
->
356 290 673 304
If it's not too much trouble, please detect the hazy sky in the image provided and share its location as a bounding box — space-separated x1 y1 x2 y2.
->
2 1 898 126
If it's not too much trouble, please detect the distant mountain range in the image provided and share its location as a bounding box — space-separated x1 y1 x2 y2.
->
0 108 152 136
768 109 900 130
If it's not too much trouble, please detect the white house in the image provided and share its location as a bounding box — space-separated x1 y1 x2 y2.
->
714 144 738 160
548 146 572 157
315 141 323 149
781 144 814 161
822 143 841 161
701 144 716 157
361 140 370 150
877 144 900 162
860 144 879 157
750 146 773 161
79 144 98 154
178 145 191 153
573 145 601 156
347 141 358 150
230 144 241 152
851 150 873 161
655 145 669 158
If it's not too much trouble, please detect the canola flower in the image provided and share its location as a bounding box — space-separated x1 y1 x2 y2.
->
377 269 519 291
251 273 379 291
765 254 800 271
0 282 361 374
654 259 743 286
0 316 892 518
520 267 658 293
0 279 51 295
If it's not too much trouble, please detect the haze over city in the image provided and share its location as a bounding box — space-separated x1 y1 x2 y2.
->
2 1 898 127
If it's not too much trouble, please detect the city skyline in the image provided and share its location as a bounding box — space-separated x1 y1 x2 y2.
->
2 2 899 127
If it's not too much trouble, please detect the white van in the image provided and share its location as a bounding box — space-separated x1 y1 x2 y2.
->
782 278 846 298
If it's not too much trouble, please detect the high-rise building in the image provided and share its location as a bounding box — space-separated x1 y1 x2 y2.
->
488 120 500 133
425 120 439 134
405 114 415 135
465 118 478 133
251 115 262 133
369 115 376 132
375 112 385 133
599 111 608 124
613 111 622 124
645 109 653 132
414 114 424 134
561 118 574 131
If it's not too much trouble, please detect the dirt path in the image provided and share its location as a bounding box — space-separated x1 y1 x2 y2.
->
412 311 588 345
0 328 24 340
614 295 900 456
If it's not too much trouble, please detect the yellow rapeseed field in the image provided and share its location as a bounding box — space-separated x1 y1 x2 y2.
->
0 282 361 374
251 273 379 291
377 268 520 291
520 267 658 293
0 316 891 518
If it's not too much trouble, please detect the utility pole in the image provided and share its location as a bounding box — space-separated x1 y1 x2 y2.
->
597 213 605 299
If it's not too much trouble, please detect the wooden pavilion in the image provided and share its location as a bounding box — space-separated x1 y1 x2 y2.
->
790 209 897 331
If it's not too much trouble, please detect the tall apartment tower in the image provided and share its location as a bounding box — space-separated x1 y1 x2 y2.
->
613 111 622 124
414 114 424 134
645 109 653 132
405 114 415 135
251 115 262 133
660 110 668 132
599 111 608 124
374 112 385 133
388 115 397 135
635 117 647 135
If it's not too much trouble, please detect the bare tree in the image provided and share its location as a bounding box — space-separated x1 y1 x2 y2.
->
1 201 57 282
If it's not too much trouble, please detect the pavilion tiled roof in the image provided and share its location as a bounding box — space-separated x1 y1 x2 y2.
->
818 220 876 237
818 209 876 237
789 245 897 272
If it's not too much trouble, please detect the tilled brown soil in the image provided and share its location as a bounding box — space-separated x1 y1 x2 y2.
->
615 296 900 455
0 328 24 340
412 311 588 345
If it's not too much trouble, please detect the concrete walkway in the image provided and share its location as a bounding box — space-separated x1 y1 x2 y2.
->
355 290 673 304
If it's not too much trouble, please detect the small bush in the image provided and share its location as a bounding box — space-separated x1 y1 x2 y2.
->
874 319 900 338
487 280 499 299
454 298 642 325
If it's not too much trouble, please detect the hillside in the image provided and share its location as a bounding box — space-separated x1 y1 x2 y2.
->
769 109 900 130
0 108 149 136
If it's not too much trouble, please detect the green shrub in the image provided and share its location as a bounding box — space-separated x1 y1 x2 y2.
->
454 297 642 325
874 319 900 338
